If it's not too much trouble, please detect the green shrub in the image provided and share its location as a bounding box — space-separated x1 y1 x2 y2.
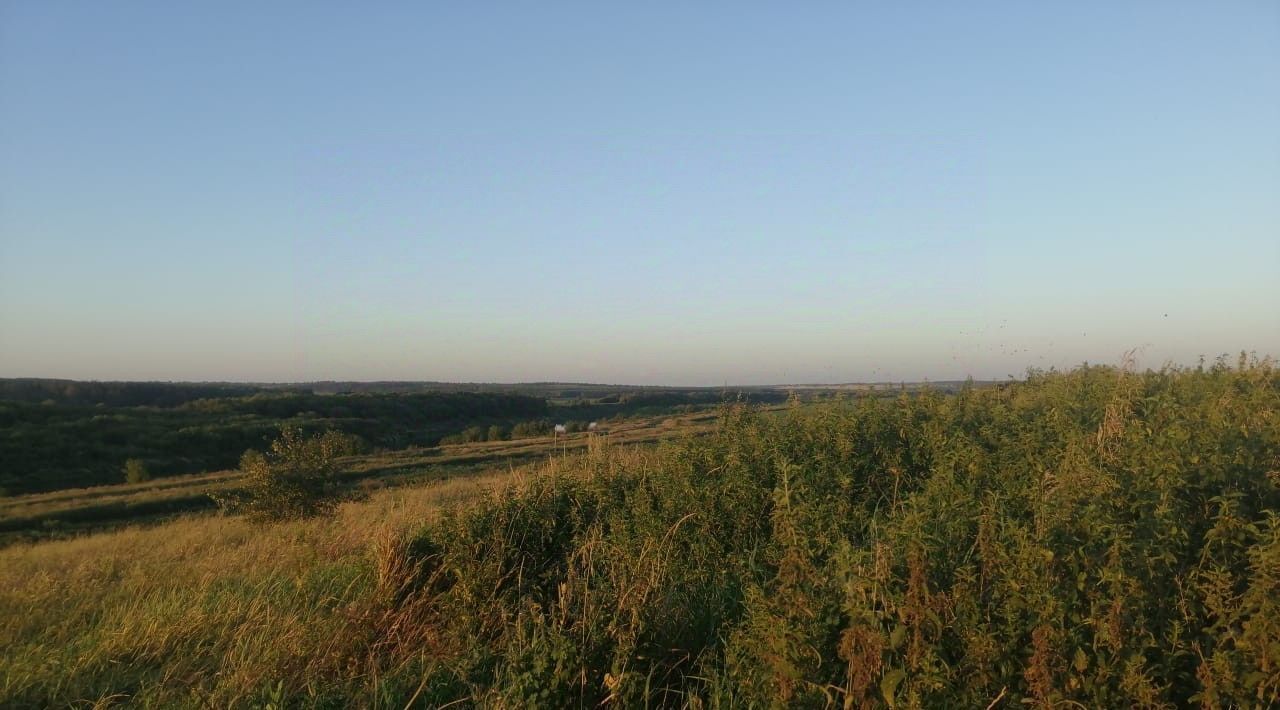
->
394 358 1280 707
122 458 151 484
511 419 552 439
211 427 352 521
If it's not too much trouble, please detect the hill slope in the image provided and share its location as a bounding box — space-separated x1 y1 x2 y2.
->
1 359 1277 707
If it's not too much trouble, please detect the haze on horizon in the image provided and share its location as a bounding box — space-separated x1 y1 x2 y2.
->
1 2 1277 387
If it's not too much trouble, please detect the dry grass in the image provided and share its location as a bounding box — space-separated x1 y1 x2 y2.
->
0 427 670 707
0 465 517 708
0 470 238 512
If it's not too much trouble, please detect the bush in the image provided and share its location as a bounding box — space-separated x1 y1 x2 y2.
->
322 431 366 457
440 426 489 446
487 425 507 441
393 358 1280 707
212 427 352 521
122 458 151 484
511 419 552 439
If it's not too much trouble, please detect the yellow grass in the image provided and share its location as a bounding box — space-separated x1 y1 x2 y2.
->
0 466 518 707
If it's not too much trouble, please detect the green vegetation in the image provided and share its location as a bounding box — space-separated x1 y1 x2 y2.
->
0 379 786 496
0 409 726 546
122 458 150 484
383 357 1280 707
0 390 547 494
0 379 264 407
511 419 554 439
2 359 1276 706
212 428 363 521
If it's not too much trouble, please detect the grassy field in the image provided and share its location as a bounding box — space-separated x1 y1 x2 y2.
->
0 379 790 496
0 408 728 546
0 389 552 495
2 360 1278 707
0 466 522 707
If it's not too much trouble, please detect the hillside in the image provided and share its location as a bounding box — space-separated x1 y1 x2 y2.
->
0 381 790 496
0 390 547 495
1 359 1277 707
0 408 729 546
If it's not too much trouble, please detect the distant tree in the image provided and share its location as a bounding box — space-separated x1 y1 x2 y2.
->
487 425 507 441
322 431 366 457
212 427 351 521
511 419 553 439
123 458 151 484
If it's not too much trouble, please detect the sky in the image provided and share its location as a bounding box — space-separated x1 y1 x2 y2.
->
1 2 1277 385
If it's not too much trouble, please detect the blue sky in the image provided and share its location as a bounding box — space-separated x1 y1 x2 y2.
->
1 2 1277 384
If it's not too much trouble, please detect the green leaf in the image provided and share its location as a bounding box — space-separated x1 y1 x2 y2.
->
889 624 907 650
881 669 906 709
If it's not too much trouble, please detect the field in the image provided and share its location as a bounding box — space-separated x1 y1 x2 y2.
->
1 359 1278 707
0 380 790 495
0 469 514 707
0 408 732 546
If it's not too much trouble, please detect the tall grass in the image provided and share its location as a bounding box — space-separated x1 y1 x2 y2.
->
2 358 1277 707
393 357 1279 707
0 473 504 707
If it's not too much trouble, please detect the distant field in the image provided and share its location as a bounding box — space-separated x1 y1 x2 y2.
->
0 378 792 495
0 407 737 546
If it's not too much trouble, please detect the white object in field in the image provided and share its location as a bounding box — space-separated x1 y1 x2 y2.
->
554 424 567 434
588 422 598 431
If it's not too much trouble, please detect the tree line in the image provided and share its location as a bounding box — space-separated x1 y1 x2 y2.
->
0 391 546 495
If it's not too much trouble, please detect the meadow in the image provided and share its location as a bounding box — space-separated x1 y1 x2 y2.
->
1 358 1277 707
0 388 545 495
0 380 786 496
0 407 727 546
